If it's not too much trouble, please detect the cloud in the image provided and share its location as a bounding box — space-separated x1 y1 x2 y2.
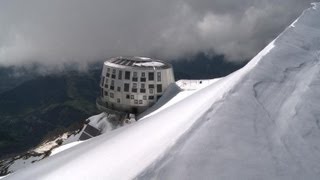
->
0 0 316 66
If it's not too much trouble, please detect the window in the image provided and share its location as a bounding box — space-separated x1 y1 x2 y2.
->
134 100 138 104
104 78 109 88
132 72 138 82
140 77 146 82
100 76 105 86
110 80 115 90
149 96 154 100
118 70 122 80
126 94 130 99
149 89 154 94
104 91 108 96
131 95 134 99
140 83 146 93
117 87 121 92
157 72 161 82
111 69 116 79
132 83 137 92
117 98 120 103
110 93 114 98
139 100 143 104
125 71 131 80
157 95 162 100
141 72 146 82
106 68 110 77
124 83 130 92
148 84 154 88
143 96 147 100
140 89 146 93
148 72 154 81
157 84 162 93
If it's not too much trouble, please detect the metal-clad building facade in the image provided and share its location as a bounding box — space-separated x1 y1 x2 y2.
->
97 57 175 114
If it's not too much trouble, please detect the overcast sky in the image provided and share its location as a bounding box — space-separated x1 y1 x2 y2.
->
0 0 316 67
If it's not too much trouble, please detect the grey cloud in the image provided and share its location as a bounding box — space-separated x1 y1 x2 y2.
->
0 0 316 67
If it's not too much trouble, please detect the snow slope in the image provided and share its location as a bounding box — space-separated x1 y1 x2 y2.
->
4 3 320 180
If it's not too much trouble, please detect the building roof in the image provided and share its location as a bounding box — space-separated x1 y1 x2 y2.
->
104 56 172 70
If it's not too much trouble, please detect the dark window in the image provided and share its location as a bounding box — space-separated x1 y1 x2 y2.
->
104 84 108 88
126 94 130 99
157 84 162 93
148 72 154 81
157 72 161 82
117 98 120 103
140 72 146 82
132 88 137 93
132 72 138 82
140 77 146 82
149 96 154 100
131 95 134 99
117 87 121 92
132 83 137 92
110 80 115 90
125 71 131 80
132 77 138 82
140 84 146 93
106 68 110 77
111 69 116 79
124 83 130 92
148 84 154 88
100 76 105 87
139 100 143 104
104 91 108 96
157 95 162 100
118 70 122 80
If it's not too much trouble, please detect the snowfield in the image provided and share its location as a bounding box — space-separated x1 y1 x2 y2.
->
4 3 320 180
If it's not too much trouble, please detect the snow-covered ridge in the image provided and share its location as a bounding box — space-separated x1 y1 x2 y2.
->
4 3 320 180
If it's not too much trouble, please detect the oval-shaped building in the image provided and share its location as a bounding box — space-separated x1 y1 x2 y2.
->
96 56 175 114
